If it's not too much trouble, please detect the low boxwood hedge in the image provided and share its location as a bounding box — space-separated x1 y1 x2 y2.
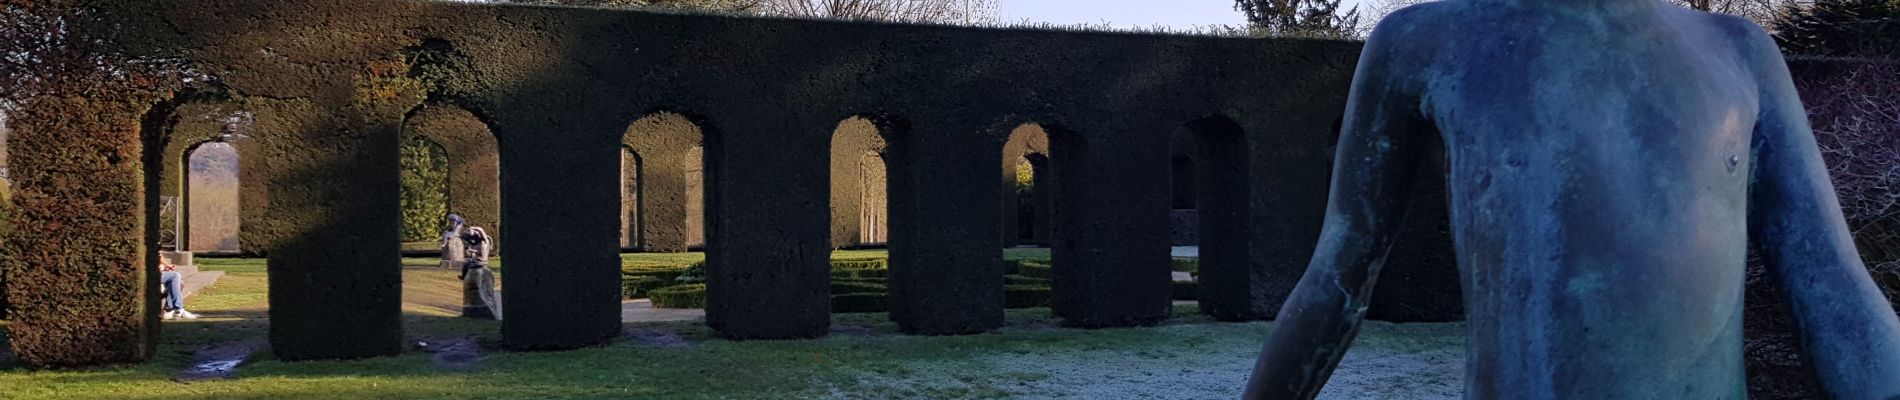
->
1004 285 1052 309
831 293 888 313
831 281 888 295
621 276 673 299
1004 275 1050 285
1171 258 1199 274
829 259 887 270
1018 261 1053 279
649 284 708 309
1171 280 1198 301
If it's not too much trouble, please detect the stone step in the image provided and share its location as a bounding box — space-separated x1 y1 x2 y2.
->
179 270 223 299
172 263 199 277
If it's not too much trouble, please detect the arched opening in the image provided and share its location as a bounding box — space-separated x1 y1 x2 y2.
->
1174 115 1261 321
829 116 891 248
160 108 264 256
184 141 241 252
397 103 503 321
1167 130 1200 247
1000 122 1103 324
1000 124 1051 248
620 112 707 253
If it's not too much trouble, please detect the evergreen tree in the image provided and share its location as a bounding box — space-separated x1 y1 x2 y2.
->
1772 0 1900 56
1235 0 1362 39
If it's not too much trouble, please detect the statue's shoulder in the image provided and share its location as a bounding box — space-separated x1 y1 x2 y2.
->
1367 1 1457 42
1689 8 1788 81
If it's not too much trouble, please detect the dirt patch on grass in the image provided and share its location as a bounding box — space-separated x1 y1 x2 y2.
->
175 337 266 382
625 328 691 349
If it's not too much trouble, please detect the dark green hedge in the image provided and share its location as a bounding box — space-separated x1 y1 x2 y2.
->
1171 258 1199 274
1 97 157 367
1172 280 1198 301
1004 275 1050 285
831 281 887 295
621 276 672 299
650 284 707 309
829 259 886 270
1019 261 1053 280
831 293 888 313
1004 285 1053 309
0 179 9 321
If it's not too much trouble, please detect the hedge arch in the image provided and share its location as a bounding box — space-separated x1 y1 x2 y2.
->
1001 125 1052 248
1171 115 1265 321
829 116 891 249
181 141 243 252
621 112 706 253
400 104 502 252
157 103 269 255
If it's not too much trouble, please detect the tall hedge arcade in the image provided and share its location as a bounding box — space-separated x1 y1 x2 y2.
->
7 0 1366 363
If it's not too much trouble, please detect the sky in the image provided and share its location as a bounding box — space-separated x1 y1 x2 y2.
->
999 0 1375 31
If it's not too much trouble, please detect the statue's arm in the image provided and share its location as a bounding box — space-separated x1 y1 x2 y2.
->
1738 22 1900 400
1242 12 1434 400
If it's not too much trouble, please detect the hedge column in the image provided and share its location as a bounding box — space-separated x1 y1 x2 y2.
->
887 119 1004 335
1 97 160 367
496 105 623 351
1184 117 1268 321
1048 120 1174 328
705 115 832 339
261 98 405 360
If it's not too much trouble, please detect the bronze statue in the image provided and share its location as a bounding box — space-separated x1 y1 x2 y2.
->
1245 0 1900 398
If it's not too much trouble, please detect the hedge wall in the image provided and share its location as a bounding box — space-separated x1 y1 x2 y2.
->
832 293 887 313
1019 261 1053 280
1 97 158 367
1004 285 1053 309
0 178 10 321
650 284 707 309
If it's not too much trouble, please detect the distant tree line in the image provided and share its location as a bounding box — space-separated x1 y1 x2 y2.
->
503 0 999 24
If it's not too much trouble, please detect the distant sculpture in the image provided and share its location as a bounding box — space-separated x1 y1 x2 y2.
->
439 214 468 270
1246 1 1900 399
444 214 501 320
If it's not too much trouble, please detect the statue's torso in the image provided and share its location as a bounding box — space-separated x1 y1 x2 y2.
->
1405 2 1766 397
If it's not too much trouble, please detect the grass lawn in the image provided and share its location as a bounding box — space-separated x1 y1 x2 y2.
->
0 250 1464 400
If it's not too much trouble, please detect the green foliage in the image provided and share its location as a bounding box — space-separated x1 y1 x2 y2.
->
830 281 887 295
1004 285 1053 309
1018 260 1053 279
2 97 155 366
675 261 707 283
621 276 671 299
1003 275 1050 285
830 293 887 313
649 284 707 309
1234 0 1362 39
1772 0 1900 56
398 137 449 242
0 179 9 320
829 259 886 270
1171 258 1199 275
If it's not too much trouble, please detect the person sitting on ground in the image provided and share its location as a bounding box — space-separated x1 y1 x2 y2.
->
159 257 199 320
